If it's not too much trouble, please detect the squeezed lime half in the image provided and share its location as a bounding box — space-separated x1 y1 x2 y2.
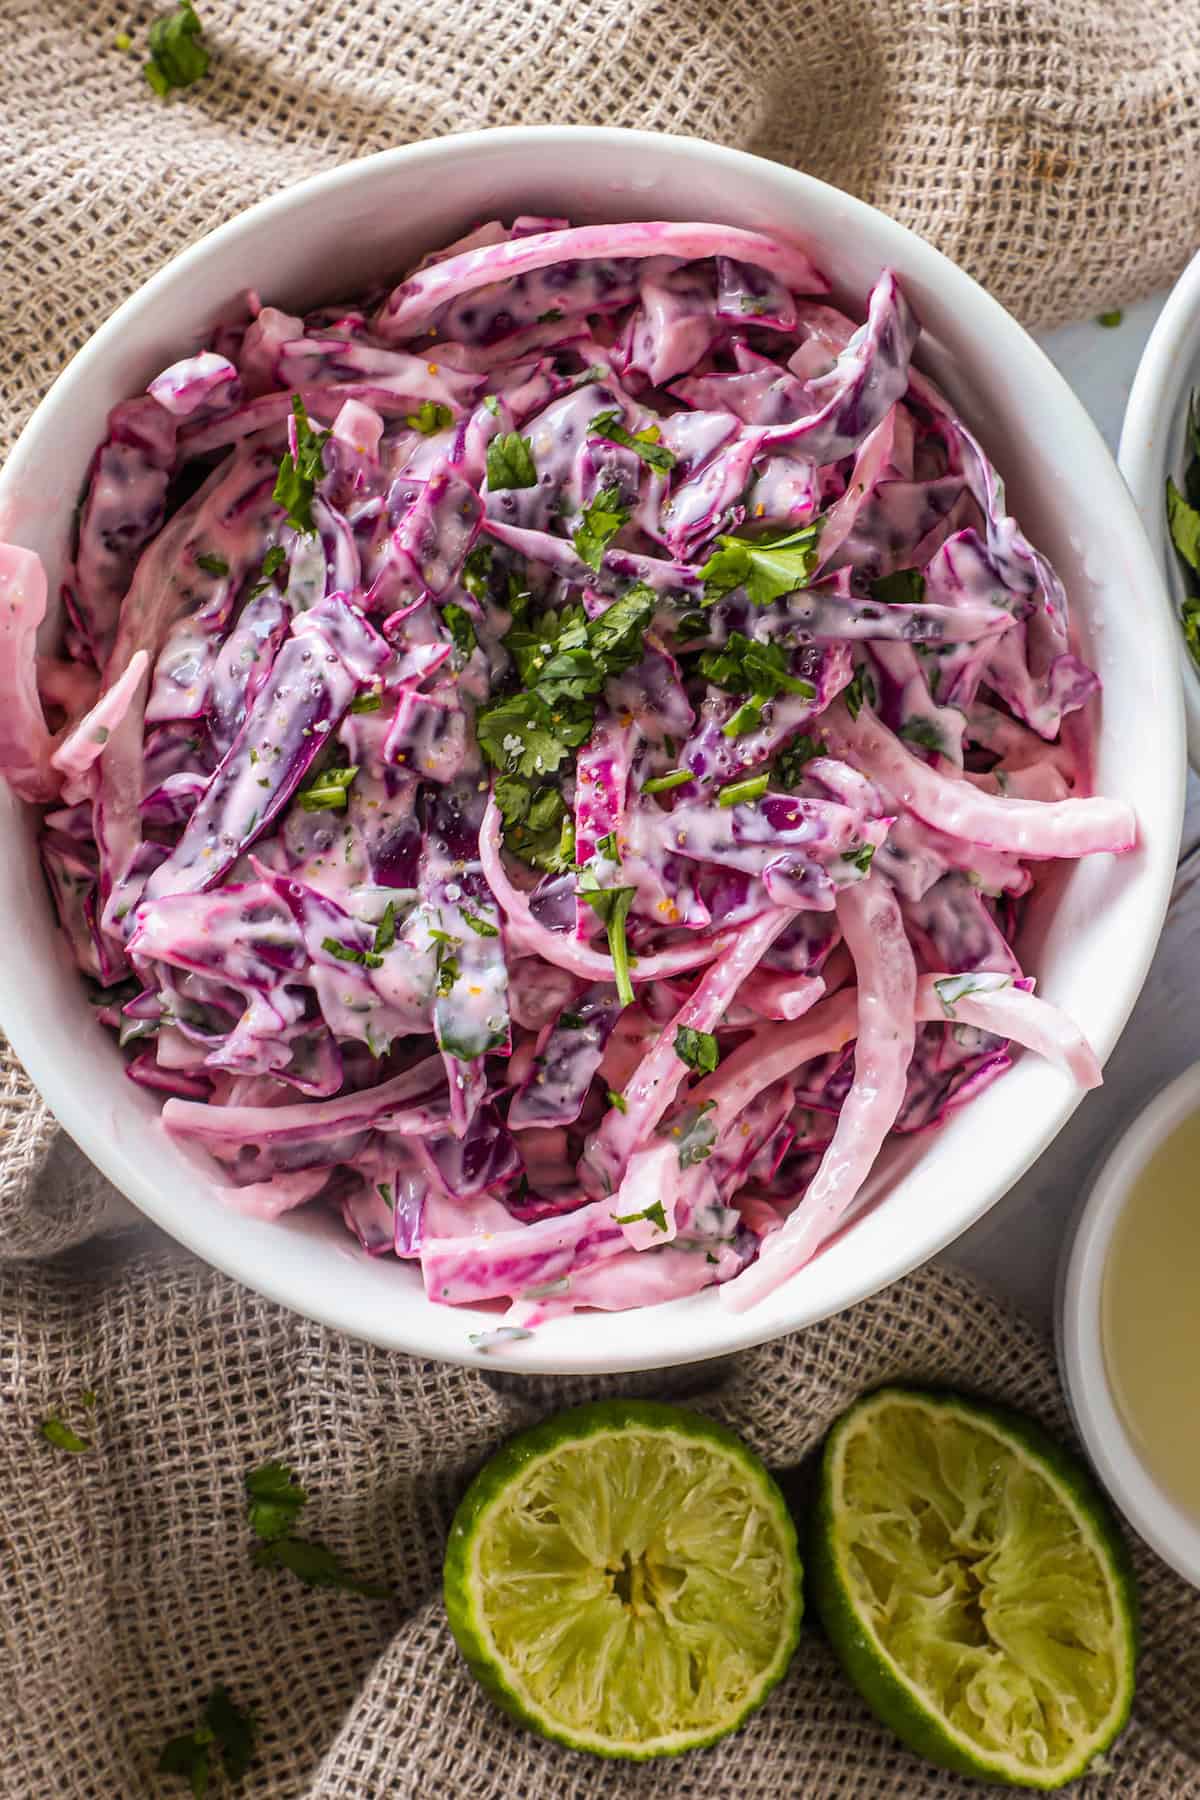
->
808 1386 1137 1789
443 1399 803 1758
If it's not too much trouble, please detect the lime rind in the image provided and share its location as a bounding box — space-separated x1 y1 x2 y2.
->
809 1385 1137 1790
444 1399 803 1759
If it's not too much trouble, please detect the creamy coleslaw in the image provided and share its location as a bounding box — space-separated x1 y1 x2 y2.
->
0 216 1136 1327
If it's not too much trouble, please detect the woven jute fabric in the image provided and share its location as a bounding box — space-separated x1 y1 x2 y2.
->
2 1240 1199 1799
4 1 1200 1793
3 0 1200 467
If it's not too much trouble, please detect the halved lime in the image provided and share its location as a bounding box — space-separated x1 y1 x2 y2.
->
809 1386 1137 1789
443 1398 803 1757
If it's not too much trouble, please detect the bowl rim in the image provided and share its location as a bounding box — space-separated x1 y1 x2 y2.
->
1118 246 1200 769
1057 1060 1200 1588
0 123 1186 1371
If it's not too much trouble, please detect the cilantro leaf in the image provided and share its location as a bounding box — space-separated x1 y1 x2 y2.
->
441 602 477 658
718 773 769 808
606 1089 628 1113
321 936 383 970
1167 476 1200 575
699 633 815 708
251 1535 390 1598
899 717 943 754
587 583 657 674
245 1461 307 1542
844 666 877 719
1096 309 1123 328
573 484 630 571
462 910 500 937
672 1100 718 1168
195 552 228 578
406 401 453 435
642 768 691 794
578 880 636 1006
699 522 822 606
273 396 330 535
461 543 493 601
349 686 382 713
588 411 677 474
247 544 287 599
486 433 538 490
493 776 576 873
373 901 397 955
871 568 926 605
674 1027 720 1074
842 843 876 874
773 734 822 787
145 1 210 97
245 1459 387 1598
933 971 1012 1018
39 1413 91 1454
298 763 358 812
159 1688 256 1798
613 1199 669 1232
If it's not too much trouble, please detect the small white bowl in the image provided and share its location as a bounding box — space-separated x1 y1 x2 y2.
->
1118 249 1200 767
1057 1062 1200 1588
0 126 1185 1371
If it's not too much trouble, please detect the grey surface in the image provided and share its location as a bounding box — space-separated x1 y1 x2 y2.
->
945 292 1200 1326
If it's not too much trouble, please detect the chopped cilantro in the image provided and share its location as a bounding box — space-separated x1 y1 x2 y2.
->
244 1460 307 1542
158 1687 257 1795
699 521 821 607
248 544 287 598
39 1414 91 1454
842 843 876 875
377 1182 394 1209
573 483 630 572
613 1198 669 1232
578 879 636 1006
195 551 228 577
406 401 454 435
899 717 944 754
588 410 677 474
273 396 330 535
462 911 500 937
144 0 210 97
673 1100 718 1168
871 568 926 605
245 1459 387 1598
1167 475 1200 574
699 634 815 730
321 936 383 970
933 972 1012 1019
606 1089 628 1113
642 768 691 795
674 1027 720 1074
1096 309 1123 328
299 763 358 812
252 1535 389 1596
442 602 478 658
461 543 493 601
595 831 619 862
844 665 877 719
349 686 382 713
486 432 538 490
773 734 822 787
718 773 769 809
373 901 397 955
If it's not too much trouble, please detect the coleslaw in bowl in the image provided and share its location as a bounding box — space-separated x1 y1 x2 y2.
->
0 129 1182 1370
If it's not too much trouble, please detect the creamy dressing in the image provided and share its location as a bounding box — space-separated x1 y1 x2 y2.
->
1102 1109 1200 1520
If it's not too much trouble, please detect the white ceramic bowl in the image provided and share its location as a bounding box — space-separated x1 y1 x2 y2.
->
1057 1063 1200 1587
0 127 1185 1372
1119 249 1200 766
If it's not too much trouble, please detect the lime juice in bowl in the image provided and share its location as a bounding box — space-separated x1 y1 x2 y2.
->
1059 1061 1200 1589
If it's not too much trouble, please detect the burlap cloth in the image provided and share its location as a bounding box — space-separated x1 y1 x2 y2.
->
4 2 1200 1793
